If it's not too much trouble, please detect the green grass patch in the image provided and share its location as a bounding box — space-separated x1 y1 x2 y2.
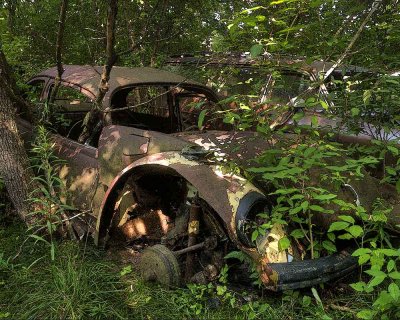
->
0 222 374 319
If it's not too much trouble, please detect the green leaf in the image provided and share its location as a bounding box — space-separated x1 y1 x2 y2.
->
311 116 318 128
347 225 363 238
120 265 133 276
302 295 311 307
309 205 325 212
357 309 376 320
389 283 400 301
365 269 386 278
353 248 371 256
301 201 309 211
256 15 266 22
290 194 305 201
46 220 55 234
369 274 386 287
270 188 299 195
290 229 304 239
350 281 366 292
327 232 335 242
250 44 263 57
387 145 399 156
320 100 329 111
292 112 305 122
197 110 207 129
322 240 336 253
363 90 371 104
328 221 349 232
239 6 266 14
289 206 303 215
313 194 336 201
251 229 259 242
278 237 291 251
270 0 292 5
377 248 400 257
351 108 360 116
387 259 396 272
338 215 355 224
396 179 400 194
224 251 246 262
389 272 400 280
338 233 353 240
304 147 316 158
216 285 227 296
358 254 370 265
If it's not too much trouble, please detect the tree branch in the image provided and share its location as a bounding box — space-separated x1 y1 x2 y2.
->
96 0 118 106
323 0 382 81
78 0 118 144
49 0 69 103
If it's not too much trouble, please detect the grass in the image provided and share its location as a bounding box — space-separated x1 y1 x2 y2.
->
0 220 374 320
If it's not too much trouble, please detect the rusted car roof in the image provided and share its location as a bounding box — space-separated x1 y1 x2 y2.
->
167 53 371 77
34 65 204 100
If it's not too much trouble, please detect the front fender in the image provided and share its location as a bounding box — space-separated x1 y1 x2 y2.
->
94 151 262 246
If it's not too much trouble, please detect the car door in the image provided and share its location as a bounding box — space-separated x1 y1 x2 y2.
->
44 83 100 213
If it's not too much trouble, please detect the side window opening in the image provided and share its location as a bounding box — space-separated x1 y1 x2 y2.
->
51 85 93 111
127 86 170 118
110 85 175 133
175 89 222 131
175 87 230 131
27 80 46 103
47 85 99 147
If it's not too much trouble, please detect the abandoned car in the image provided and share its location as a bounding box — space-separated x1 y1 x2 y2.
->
15 65 400 291
167 53 400 142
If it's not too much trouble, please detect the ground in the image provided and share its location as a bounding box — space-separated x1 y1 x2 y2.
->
0 214 375 320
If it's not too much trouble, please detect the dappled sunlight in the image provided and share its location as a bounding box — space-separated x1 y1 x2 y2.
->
69 167 97 192
101 136 120 161
59 164 70 179
120 209 171 240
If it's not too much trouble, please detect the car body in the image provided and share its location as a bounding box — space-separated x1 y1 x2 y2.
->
15 65 398 290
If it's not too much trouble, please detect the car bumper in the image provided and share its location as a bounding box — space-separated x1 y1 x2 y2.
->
262 250 358 291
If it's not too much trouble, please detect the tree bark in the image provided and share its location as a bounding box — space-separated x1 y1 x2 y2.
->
0 47 35 224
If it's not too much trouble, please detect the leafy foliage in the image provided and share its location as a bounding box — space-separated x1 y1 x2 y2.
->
27 125 74 260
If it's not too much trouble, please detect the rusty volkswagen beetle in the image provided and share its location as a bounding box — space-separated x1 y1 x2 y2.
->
16 65 398 291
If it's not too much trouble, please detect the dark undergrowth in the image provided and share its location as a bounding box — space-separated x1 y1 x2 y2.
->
0 220 374 320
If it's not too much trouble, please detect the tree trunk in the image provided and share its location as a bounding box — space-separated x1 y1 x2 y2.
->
6 2 16 34
0 48 35 224
78 0 118 143
96 0 118 105
49 0 69 103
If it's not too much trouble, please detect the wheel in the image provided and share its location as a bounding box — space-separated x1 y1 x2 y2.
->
139 244 181 288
